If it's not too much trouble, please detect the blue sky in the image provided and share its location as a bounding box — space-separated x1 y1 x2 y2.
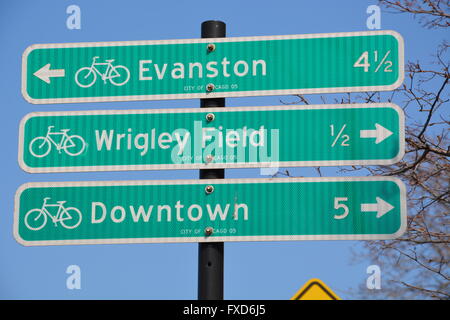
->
0 0 446 299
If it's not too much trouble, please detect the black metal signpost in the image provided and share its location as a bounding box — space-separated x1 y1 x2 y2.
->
198 20 226 300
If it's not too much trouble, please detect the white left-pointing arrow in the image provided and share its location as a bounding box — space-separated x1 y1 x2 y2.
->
361 197 394 218
33 63 65 84
360 123 393 144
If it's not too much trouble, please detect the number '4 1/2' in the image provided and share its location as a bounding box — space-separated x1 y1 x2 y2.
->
353 51 393 73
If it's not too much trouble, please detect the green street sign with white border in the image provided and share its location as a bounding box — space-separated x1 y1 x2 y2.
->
18 103 404 173
22 30 404 104
14 177 407 246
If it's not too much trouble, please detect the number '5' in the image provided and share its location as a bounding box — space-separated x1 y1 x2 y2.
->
334 197 349 220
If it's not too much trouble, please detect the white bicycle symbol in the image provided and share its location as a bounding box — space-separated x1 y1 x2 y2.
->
29 126 86 158
75 56 130 88
25 197 82 231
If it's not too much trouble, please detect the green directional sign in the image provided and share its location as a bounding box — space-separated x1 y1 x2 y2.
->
18 104 404 173
22 31 404 104
14 177 406 246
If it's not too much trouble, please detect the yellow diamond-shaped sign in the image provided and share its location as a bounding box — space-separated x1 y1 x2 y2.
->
291 278 341 300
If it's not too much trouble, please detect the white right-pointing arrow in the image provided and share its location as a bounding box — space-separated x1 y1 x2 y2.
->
33 63 65 84
360 123 393 144
361 197 394 218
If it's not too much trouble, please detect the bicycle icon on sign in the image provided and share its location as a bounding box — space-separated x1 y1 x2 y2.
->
24 197 82 231
75 56 130 88
29 126 86 158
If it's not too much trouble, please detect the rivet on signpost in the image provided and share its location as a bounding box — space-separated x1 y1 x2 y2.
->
205 113 215 122
205 185 214 194
204 227 214 236
207 43 216 52
205 155 214 163
206 83 215 92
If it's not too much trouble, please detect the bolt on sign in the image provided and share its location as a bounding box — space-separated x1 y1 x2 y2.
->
18 104 404 173
14 177 406 246
22 30 403 104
